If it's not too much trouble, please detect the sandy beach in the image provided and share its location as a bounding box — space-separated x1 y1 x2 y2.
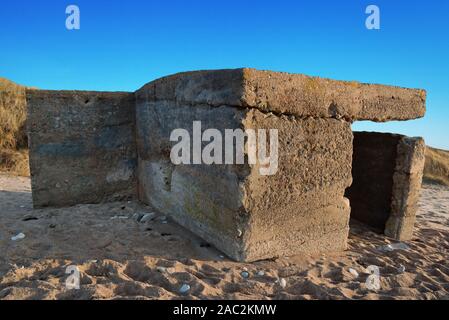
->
0 174 448 300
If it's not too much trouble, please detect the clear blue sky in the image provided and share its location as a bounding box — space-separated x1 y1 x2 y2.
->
0 0 448 149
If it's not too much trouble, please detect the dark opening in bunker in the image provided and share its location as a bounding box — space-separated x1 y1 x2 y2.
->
345 131 425 240
345 132 400 232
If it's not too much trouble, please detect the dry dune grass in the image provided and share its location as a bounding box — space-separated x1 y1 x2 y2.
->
0 78 29 176
424 147 449 187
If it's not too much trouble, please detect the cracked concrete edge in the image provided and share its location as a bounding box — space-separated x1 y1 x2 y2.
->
135 68 426 122
385 136 426 240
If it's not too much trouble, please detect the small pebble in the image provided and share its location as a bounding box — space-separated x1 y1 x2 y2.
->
139 212 156 223
156 266 167 273
241 271 250 279
397 264 406 273
378 243 410 252
110 215 128 220
257 270 265 276
179 284 191 294
349 268 359 278
278 278 287 288
11 233 25 241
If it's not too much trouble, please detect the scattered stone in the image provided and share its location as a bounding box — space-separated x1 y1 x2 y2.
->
241 271 250 279
139 212 156 223
156 266 167 273
110 215 128 220
256 270 265 276
11 233 25 241
349 268 359 278
397 264 406 273
179 284 191 294
278 278 287 288
391 243 410 250
49 224 57 229
378 242 410 252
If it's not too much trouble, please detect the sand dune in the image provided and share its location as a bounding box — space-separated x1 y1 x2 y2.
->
425 147 449 186
0 79 29 177
0 174 448 300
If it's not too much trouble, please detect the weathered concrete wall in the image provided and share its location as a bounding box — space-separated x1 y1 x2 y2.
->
139 68 426 122
136 85 353 262
241 112 353 261
27 90 137 208
346 132 425 240
385 136 426 240
25 69 427 261
134 69 427 261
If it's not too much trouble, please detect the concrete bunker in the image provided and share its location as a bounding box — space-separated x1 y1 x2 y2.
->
26 69 426 262
346 132 425 241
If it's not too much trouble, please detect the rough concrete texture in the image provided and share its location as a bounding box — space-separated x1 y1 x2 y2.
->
136 89 353 261
27 90 137 208
25 69 427 261
385 136 426 240
347 132 425 241
138 68 426 122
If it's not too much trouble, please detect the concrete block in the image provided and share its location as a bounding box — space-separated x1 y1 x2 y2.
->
385 137 425 240
27 90 137 207
347 132 425 240
135 92 353 261
138 68 426 122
